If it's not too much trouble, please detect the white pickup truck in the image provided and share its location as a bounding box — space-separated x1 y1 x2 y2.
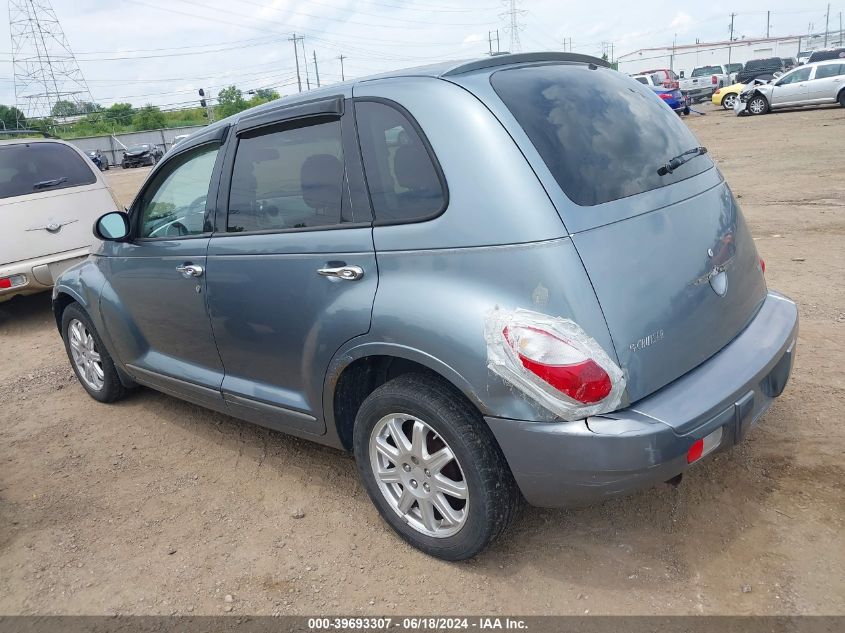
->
680 65 732 102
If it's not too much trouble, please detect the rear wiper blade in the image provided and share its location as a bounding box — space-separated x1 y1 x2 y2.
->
33 177 68 190
657 146 707 176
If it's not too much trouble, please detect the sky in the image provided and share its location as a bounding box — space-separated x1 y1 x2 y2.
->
2 0 843 114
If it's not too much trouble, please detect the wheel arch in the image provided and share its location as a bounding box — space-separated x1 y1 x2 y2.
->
324 343 489 452
52 287 87 332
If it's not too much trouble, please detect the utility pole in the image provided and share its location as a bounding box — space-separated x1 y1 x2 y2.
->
313 51 321 88
300 37 311 90
766 11 770 38
824 3 830 47
338 55 346 81
728 13 736 66
488 30 493 55
496 30 500 53
290 33 302 93
505 0 524 53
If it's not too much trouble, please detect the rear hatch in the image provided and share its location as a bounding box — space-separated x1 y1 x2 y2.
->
481 62 768 403
0 141 115 266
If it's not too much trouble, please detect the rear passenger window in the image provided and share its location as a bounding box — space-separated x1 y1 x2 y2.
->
0 142 96 200
814 64 844 79
227 120 347 233
355 101 445 222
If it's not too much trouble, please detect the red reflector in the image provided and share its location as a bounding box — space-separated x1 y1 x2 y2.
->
687 439 704 463
760 258 766 274
0 278 10 289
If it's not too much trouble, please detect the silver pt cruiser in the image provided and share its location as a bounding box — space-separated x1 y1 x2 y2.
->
53 53 798 560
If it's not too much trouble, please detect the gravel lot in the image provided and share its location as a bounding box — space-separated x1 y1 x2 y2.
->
1 105 843 616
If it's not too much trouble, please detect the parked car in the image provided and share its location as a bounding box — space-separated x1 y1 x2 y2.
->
712 78 768 110
736 57 787 84
807 47 845 63
53 52 798 560
724 63 743 81
0 139 120 301
679 65 727 102
121 143 163 168
736 59 845 115
631 72 663 87
85 149 109 171
650 85 690 114
640 68 680 90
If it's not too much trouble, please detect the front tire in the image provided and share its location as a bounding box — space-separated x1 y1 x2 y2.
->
747 94 769 115
61 304 128 403
353 373 521 560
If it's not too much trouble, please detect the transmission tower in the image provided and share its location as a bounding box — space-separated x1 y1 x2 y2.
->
8 0 93 123
502 0 526 53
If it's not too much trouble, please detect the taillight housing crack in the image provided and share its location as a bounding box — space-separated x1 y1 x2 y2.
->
485 308 626 421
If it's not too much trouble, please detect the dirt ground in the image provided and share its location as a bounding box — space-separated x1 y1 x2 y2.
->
1 105 843 616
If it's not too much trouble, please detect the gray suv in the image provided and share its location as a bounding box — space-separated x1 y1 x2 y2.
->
53 53 798 560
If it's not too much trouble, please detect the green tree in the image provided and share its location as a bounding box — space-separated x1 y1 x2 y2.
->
0 105 26 129
133 104 166 130
217 85 248 118
77 101 102 114
51 99 78 117
252 88 279 101
103 102 134 125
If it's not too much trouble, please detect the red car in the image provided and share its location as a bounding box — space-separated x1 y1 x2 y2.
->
641 68 680 91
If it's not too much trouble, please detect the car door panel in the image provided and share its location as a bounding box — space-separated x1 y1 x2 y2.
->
205 91 377 436
97 141 227 403
808 64 844 102
770 68 811 106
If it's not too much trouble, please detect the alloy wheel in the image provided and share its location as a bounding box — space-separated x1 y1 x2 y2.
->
749 97 766 114
369 413 469 538
723 94 737 109
68 318 105 391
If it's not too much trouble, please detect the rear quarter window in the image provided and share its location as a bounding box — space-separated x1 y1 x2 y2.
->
491 64 713 206
0 142 97 200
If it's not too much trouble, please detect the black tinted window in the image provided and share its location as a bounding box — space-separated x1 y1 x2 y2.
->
491 64 713 206
809 49 845 63
355 101 445 222
228 120 347 232
0 142 96 200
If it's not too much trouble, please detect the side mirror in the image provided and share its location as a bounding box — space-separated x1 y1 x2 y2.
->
94 211 130 241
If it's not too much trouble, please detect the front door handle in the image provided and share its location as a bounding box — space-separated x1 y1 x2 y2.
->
176 264 204 278
317 265 364 281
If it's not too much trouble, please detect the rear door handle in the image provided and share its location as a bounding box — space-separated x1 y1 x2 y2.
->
317 265 364 281
176 264 204 278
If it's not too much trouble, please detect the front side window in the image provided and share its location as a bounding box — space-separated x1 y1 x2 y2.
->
491 64 714 206
355 101 445 222
692 66 720 77
634 76 648 85
227 120 346 233
778 67 811 85
0 142 96 200
138 145 219 238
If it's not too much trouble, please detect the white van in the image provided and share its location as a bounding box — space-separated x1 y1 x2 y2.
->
0 138 120 301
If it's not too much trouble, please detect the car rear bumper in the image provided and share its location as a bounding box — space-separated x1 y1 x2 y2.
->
0 247 90 301
486 291 798 507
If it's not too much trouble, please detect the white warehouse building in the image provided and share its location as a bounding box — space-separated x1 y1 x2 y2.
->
617 33 842 77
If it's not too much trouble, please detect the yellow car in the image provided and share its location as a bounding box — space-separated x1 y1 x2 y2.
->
712 83 744 109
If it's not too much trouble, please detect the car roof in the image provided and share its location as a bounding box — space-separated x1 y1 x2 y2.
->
0 137 73 147
200 52 607 136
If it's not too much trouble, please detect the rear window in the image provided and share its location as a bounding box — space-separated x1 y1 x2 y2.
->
745 58 779 71
692 66 721 76
0 142 96 200
815 63 845 79
491 64 713 206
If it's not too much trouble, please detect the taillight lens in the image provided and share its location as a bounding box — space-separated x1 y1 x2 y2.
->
503 325 612 404
0 274 27 289
711 75 718 84
658 93 672 100
760 258 766 274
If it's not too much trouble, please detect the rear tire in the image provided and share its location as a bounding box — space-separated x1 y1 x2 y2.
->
61 304 128 404
353 373 521 560
721 93 737 110
838 90 845 108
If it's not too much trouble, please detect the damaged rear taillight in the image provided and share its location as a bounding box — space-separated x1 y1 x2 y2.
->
503 326 611 404
486 308 626 420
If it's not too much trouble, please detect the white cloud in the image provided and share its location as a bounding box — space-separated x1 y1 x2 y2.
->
670 11 694 33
